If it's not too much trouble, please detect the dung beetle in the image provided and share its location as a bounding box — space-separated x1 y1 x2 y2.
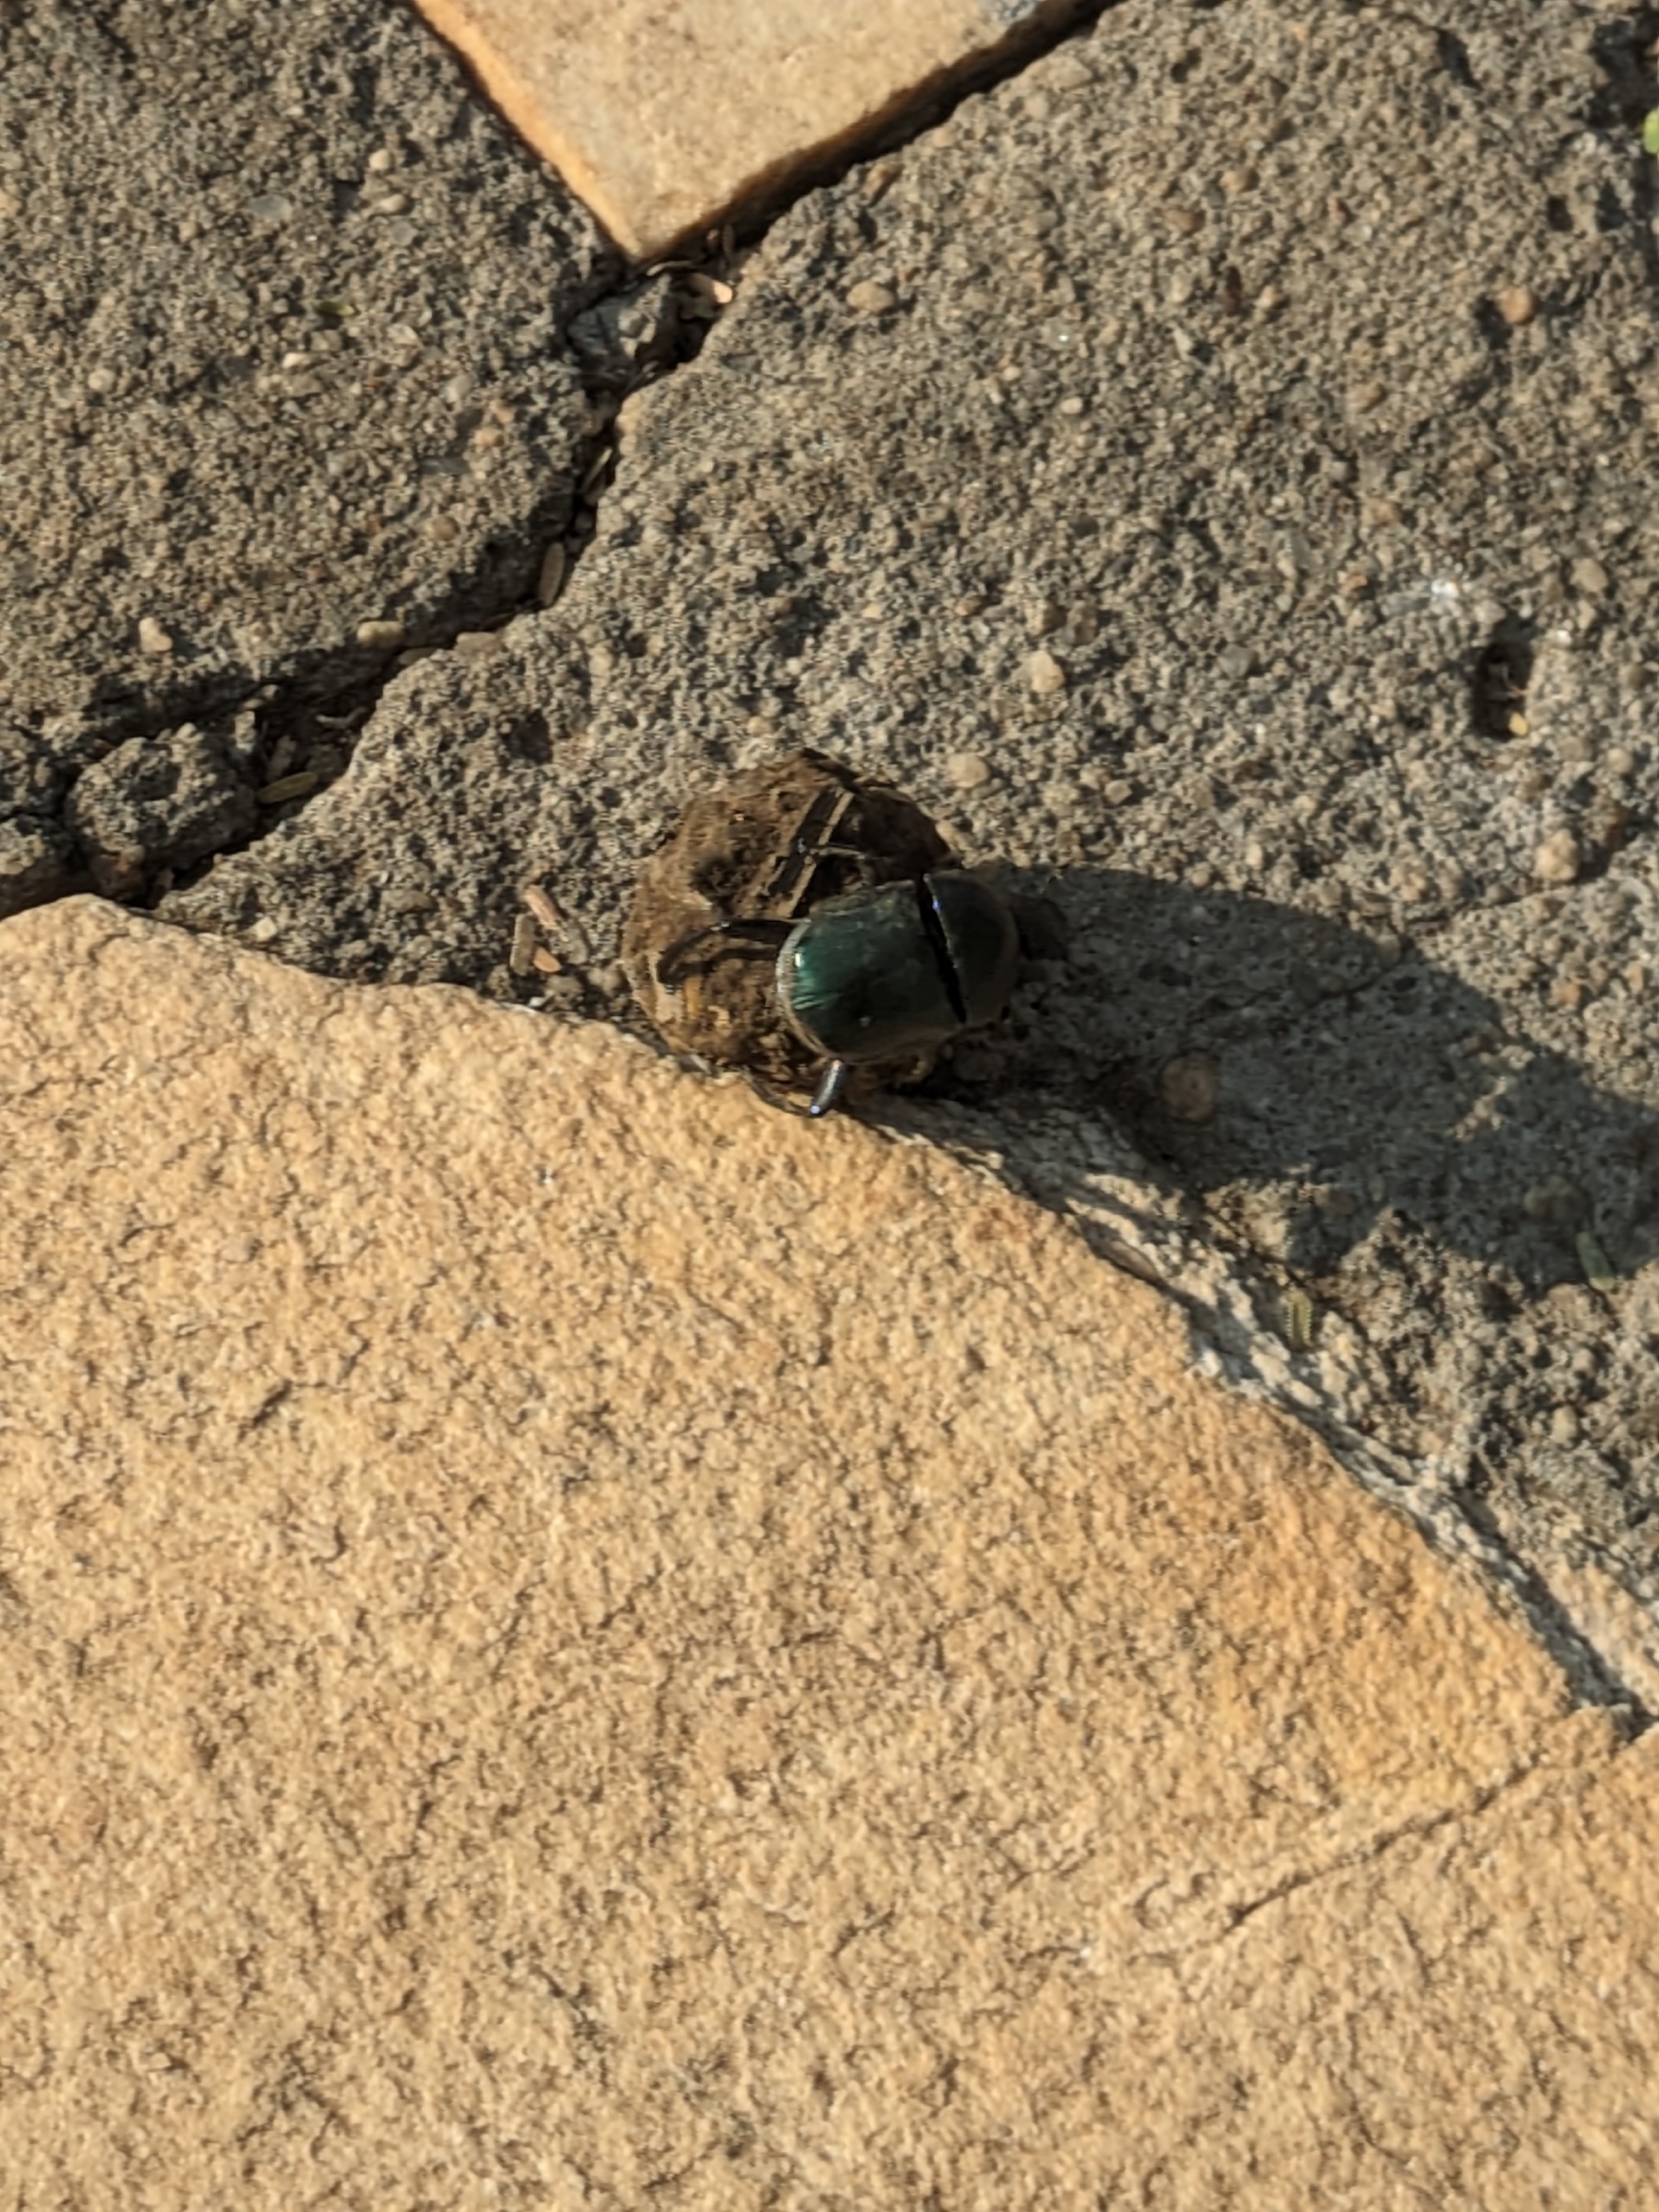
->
622 750 1027 1119
658 865 1021 1116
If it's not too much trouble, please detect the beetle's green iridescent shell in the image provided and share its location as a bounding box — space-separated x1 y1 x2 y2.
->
778 871 1020 1065
777 881 960 1064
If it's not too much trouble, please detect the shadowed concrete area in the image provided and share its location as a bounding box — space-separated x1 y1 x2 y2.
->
1 898 1654 2204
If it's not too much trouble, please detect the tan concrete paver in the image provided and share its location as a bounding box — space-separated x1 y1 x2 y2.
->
0 898 1652 2204
411 0 1081 257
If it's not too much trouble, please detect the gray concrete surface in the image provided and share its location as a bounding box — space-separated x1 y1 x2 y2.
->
10 0 1659 1660
0 0 613 912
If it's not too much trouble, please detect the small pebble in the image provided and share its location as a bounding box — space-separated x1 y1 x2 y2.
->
1351 379 1388 411
1058 395 1086 417
137 616 174 656
1363 496 1402 527
1160 1054 1219 1125
247 916 281 944
523 883 561 931
944 751 993 791
1044 51 1094 92
537 543 568 607
366 147 395 173
356 619 406 650
1605 746 1636 779
1569 556 1609 596
426 513 460 543
1495 284 1538 327
454 629 503 659
1533 829 1580 885
1027 648 1066 696
509 913 537 976
847 280 898 315
86 366 116 396
257 771 320 804
1103 778 1135 806
1548 1406 1580 1448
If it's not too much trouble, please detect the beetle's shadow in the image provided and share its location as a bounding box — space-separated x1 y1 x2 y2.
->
911 867 1659 1297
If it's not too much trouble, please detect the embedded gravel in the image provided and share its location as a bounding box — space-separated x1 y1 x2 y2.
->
0 0 612 910
39 0 1659 1637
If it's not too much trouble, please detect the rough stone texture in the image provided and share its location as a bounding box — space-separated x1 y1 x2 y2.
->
64 720 258 899
163 0 1659 1613
411 0 1086 260
0 0 610 783
2 898 1655 2203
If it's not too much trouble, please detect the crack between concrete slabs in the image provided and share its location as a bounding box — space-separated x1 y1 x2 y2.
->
1155 1710 1639 1965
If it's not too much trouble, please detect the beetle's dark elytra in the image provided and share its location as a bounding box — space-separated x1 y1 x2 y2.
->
778 870 1020 1068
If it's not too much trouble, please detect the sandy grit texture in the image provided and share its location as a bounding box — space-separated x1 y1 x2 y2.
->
0 898 1654 2206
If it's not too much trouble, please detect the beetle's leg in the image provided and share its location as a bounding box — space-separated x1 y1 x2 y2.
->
737 1060 850 1121
657 915 794 987
806 1059 850 1118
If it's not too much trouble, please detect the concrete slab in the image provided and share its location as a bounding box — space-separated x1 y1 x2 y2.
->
0 0 611 902
3 897 1650 2202
162 0 1659 1611
412 0 1086 259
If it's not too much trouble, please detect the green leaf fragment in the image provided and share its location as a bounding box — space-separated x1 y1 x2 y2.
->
1644 110 1659 156
1575 1231 1618 1292
1283 1288 1316 1351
